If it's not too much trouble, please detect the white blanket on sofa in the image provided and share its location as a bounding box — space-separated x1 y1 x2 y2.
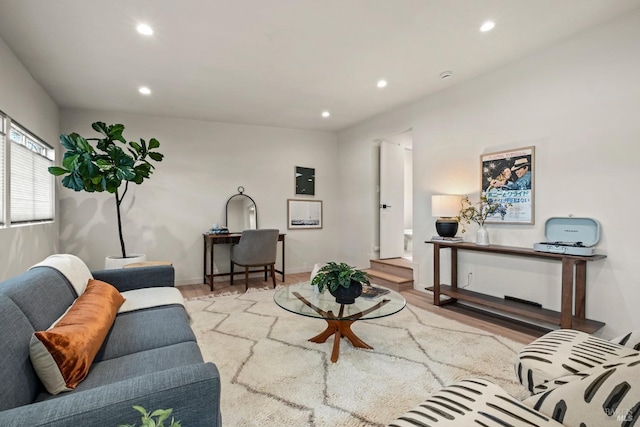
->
29 254 93 296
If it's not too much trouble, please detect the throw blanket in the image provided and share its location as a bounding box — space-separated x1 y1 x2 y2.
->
30 254 93 296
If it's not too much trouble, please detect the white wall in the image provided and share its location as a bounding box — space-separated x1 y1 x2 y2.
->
338 10 640 338
59 109 339 284
0 37 59 279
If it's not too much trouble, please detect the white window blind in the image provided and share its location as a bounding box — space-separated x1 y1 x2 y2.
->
10 124 54 223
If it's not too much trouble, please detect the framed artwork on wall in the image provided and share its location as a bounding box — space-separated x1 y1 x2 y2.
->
481 146 535 224
295 166 315 196
287 199 322 229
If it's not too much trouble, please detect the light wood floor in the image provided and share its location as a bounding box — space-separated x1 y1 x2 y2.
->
178 272 540 345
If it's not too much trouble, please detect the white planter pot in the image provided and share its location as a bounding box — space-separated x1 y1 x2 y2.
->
104 254 147 269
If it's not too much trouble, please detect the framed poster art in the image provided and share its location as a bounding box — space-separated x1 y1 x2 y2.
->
295 166 315 196
287 199 322 229
481 146 535 224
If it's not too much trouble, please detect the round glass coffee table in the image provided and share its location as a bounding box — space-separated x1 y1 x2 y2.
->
274 282 406 362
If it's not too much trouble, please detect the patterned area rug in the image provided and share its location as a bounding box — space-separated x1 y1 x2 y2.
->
185 286 530 427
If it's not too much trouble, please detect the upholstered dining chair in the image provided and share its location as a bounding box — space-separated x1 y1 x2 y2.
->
230 229 279 290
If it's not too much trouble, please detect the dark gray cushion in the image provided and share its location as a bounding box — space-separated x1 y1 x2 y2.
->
0 296 41 410
1 363 221 427
95 305 196 362
37 342 204 398
0 267 77 410
92 266 175 292
0 267 75 331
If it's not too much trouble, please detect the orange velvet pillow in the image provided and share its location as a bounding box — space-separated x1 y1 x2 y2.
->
29 279 125 394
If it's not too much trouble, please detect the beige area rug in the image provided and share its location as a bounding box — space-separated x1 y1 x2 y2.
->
186 285 530 427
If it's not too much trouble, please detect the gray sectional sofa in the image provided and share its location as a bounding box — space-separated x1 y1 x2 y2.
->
0 255 221 426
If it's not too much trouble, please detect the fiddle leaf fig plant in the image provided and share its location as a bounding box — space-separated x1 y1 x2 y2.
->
48 122 163 258
310 262 370 293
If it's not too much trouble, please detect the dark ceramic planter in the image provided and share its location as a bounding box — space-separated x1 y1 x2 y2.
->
329 281 363 305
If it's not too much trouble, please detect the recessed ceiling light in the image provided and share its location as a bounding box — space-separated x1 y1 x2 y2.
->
139 86 151 95
136 23 154 36
377 79 388 88
480 21 495 32
321 111 330 118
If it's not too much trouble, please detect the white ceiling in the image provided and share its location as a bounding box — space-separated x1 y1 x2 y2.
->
1 0 639 132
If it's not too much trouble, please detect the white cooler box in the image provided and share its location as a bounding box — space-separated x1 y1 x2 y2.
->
533 217 600 256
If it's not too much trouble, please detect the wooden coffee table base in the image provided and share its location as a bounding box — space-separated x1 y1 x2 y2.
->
309 318 373 363
291 291 390 363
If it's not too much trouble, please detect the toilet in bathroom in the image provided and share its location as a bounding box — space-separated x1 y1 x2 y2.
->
404 229 413 252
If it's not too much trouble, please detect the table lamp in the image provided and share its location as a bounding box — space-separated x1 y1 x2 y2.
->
432 195 462 238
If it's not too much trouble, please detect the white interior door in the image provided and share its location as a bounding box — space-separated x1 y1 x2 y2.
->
380 141 405 259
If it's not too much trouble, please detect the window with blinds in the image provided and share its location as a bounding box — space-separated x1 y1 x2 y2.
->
9 123 54 223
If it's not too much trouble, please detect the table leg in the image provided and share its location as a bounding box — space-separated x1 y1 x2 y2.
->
309 319 373 363
574 261 587 319
281 237 286 282
203 236 207 284
451 248 458 289
209 241 215 291
433 243 441 306
561 258 574 328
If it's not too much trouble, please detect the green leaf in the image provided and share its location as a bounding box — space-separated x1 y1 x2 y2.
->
148 138 160 149
129 141 142 152
92 121 109 136
59 133 78 151
48 166 69 176
61 172 84 191
116 166 136 181
148 152 164 162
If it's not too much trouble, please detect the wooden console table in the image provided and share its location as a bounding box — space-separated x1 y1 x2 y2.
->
203 233 285 290
426 241 606 333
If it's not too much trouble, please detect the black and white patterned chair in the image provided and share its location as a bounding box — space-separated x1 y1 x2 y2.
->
524 352 640 426
516 329 640 393
387 378 564 427
388 330 640 427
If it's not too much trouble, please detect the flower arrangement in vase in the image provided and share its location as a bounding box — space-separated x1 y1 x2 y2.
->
456 188 510 245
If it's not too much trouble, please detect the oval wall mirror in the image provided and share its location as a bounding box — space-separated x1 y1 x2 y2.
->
225 186 258 232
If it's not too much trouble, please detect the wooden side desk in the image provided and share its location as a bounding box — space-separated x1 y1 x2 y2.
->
426 241 606 332
203 233 285 290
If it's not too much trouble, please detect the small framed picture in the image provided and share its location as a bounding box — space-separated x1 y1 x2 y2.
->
295 166 315 196
481 146 535 224
287 199 322 229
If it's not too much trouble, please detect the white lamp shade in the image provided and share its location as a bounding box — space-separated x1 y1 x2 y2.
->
432 195 462 217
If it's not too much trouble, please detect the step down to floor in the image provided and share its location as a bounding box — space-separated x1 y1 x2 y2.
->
369 258 413 280
364 269 413 292
364 257 413 292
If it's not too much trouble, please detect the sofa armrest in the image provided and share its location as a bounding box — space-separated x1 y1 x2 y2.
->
92 265 175 292
0 363 221 427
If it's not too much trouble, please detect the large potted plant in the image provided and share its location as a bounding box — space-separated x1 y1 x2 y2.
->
310 262 370 304
48 122 163 266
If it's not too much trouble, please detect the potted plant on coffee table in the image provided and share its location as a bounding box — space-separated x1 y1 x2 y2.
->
310 262 371 304
48 122 163 267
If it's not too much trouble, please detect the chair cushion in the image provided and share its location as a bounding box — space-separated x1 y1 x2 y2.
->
524 353 640 425
515 329 639 393
387 378 563 427
29 280 125 395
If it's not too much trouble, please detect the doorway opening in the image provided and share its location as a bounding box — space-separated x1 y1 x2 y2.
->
378 130 413 261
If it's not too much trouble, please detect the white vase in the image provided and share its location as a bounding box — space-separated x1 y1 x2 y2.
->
104 254 147 269
476 226 490 246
